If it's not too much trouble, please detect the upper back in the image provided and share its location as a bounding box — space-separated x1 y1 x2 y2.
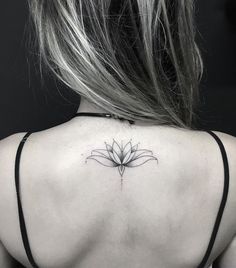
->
0 117 236 268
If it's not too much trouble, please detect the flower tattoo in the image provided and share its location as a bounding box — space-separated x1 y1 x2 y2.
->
86 139 158 189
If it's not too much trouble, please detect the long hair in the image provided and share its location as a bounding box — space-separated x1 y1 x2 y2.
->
28 0 203 129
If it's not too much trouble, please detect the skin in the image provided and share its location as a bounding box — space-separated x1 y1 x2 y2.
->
0 98 236 268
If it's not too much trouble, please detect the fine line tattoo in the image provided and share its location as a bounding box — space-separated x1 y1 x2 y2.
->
86 139 158 189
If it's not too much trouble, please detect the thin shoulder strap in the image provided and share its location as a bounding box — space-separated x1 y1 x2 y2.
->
197 130 230 268
15 132 39 268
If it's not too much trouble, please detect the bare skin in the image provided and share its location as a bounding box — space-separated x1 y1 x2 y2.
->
0 100 236 268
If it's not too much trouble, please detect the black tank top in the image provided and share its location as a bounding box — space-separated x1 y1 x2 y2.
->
14 116 230 268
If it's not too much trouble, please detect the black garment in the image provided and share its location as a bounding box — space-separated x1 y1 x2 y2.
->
14 114 230 268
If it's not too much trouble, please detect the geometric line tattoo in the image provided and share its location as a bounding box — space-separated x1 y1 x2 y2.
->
86 139 158 189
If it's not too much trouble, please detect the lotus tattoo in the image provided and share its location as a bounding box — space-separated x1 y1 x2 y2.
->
86 139 158 189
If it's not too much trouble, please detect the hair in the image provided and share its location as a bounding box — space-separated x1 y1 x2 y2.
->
28 0 203 129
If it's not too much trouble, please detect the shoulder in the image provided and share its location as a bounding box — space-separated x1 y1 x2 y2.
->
206 130 236 183
206 131 236 236
0 132 31 178
0 132 28 184
0 133 30 263
207 130 236 152
0 132 28 211
168 129 236 233
204 130 236 188
0 132 27 153
191 130 236 172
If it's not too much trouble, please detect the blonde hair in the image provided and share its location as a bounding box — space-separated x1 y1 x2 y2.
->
28 0 203 128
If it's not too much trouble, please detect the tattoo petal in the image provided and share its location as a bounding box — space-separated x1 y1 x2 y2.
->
131 143 139 152
126 156 157 167
112 140 122 158
118 165 125 176
105 143 113 152
122 150 134 165
123 141 132 156
111 150 122 164
87 155 118 167
134 150 153 158
124 151 137 164
106 143 117 162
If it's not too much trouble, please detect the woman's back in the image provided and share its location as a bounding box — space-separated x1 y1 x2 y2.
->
0 117 236 268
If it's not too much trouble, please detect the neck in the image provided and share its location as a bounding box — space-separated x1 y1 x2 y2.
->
77 97 109 114
76 97 150 126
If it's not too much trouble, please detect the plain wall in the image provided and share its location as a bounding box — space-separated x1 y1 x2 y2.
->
196 0 236 135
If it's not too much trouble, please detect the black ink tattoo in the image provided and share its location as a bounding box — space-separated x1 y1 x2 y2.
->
86 139 158 189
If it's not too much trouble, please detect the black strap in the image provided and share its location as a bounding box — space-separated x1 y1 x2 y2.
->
197 130 230 268
15 132 39 268
74 112 135 124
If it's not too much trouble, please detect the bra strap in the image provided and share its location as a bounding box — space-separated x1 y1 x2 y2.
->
197 130 230 268
15 132 39 268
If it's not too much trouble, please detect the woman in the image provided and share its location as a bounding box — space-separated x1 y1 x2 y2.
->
0 0 236 267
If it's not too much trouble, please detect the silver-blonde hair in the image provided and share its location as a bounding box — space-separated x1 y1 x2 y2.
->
28 0 203 128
